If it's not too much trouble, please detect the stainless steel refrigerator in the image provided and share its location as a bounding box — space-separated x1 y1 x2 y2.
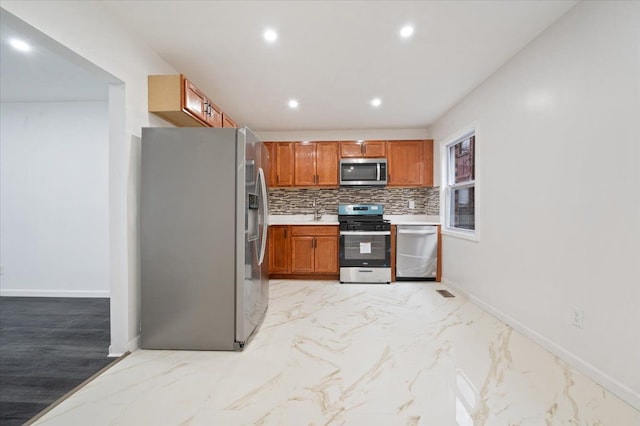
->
140 127 269 350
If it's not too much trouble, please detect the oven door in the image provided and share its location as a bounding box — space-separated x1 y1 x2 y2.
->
339 231 391 267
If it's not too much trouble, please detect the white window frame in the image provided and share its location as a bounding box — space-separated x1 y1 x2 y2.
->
441 124 478 241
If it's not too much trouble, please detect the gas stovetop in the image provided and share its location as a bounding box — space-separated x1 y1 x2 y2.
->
338 203 390 231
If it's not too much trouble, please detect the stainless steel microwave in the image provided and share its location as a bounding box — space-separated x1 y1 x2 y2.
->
339 158 387 186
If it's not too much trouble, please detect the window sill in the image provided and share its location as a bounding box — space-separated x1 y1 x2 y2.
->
441 228 479 242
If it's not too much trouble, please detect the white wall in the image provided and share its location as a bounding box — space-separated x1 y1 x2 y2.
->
430 1 640 408
0 101 109 296
0 102 110 297
1 2 177 355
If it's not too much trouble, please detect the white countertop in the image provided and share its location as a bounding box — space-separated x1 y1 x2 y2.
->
385 215 441 225
268 215 340 225
268 214 440 226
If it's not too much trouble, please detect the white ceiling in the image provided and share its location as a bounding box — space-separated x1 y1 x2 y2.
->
0 10 109 103
1 1 577 131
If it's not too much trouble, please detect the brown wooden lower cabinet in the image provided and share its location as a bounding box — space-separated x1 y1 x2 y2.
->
291 236 314 273
313 236 339 273
269 225 339 279
269 223 440 282
268 226 290 274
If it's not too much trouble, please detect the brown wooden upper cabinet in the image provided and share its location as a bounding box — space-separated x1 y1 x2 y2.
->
269 139 432 188
264 143 277 187
222 113 238 128
386 140 434 187
184 78 222 127
340 140 386 158
148 74 223 128
294 142 339 187
264 142 294 187
422 139 434 187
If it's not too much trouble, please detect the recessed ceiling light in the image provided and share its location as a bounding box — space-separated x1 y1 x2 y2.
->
288 99 299 109
371 98 382 107
9 38 31 52
263 29 278 43
400 25 414 39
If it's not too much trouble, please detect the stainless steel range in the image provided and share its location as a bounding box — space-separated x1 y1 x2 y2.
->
338 204 391 284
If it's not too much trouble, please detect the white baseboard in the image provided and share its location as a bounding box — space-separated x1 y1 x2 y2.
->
128 334 141 352
0 288 110 298
442 278 640 411
109 334 140 358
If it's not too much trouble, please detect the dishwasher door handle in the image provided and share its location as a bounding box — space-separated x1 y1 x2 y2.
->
397 230 436 235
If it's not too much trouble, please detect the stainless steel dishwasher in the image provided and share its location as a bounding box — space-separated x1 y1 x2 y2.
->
396 225 438 280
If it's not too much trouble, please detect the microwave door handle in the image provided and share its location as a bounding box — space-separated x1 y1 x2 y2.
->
377 163 380 181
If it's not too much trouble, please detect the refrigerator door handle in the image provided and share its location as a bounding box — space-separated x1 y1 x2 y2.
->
257 167 268 266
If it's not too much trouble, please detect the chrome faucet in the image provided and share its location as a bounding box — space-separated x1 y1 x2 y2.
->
313 197 322 221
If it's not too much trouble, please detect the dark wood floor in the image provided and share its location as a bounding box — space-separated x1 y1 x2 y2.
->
0 297 114 425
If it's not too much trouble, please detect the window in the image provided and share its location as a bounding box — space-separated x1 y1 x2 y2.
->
445 132 475 234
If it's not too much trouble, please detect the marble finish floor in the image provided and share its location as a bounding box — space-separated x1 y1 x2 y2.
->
33 280 639 425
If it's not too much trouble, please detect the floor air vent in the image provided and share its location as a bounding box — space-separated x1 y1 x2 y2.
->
436 289 455 298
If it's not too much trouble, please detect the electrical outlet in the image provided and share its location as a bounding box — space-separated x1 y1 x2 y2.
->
409 200 416 209
571 306 584 329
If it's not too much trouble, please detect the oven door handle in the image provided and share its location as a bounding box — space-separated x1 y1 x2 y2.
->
340 231 391 236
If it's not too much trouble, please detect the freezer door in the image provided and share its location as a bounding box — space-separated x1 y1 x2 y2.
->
140 127 237 350
235 127 269 346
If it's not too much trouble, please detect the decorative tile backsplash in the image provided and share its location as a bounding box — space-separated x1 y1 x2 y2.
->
269 187 440 215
